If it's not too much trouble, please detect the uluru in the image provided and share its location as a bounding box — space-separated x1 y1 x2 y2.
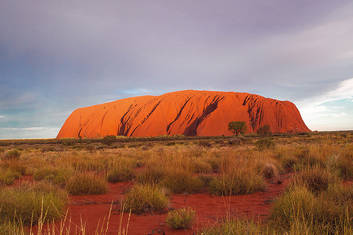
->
57 90 310 139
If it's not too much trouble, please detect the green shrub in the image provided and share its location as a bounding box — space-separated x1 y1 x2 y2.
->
209 171 265 195
255 138 275 151
162 170 204 194
123 184 168 214
0 183 67 225
166 207 195 229
228 121 247 136
3 149 21 160
66 174 107 195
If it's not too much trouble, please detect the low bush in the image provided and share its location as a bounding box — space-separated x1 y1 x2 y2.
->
0 169 21 185
166 207 195 229
199 218 262 235
123 184 168 214
269 186 351 234
66 174 107 195
2 149 21 160
209 171 265 195
34 167 73 187
205 157 221 173
290 168 336 194
280 155 298 172
336 154 353 180
255 139 275 151
258 162 280 179
323 184 353 213
0 222 22 234
198 175 214 187
0 183 67 225
198 141 211 147
192 159 213 174
101 135 116 145
162 169 204 194
107 167 134 183
136 166 166 185
295 148 326 169
71 158 108 173
257 125 272 136
7 161 27 176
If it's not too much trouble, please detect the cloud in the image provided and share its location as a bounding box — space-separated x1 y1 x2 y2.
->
299 78 353 106
121 88 153 96
0 127 59 139
0 0 353 138
297 78 353 131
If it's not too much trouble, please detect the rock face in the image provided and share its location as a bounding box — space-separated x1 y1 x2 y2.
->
57 90 310 138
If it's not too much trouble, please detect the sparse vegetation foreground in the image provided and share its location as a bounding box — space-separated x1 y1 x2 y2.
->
0 131 352 234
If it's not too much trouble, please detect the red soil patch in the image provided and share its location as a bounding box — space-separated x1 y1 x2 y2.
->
32 174 291 235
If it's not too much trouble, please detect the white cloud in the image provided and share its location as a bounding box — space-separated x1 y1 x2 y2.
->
0 127 60 139
0 115 5 119
297 78 353 131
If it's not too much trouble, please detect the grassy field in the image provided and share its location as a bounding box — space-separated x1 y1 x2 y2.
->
0 131 352 234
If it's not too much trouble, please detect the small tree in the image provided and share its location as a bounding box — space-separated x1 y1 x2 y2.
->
228 121 247 136
257 125 272 136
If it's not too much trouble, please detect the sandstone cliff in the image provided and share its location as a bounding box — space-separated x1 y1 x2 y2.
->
57 90 310 138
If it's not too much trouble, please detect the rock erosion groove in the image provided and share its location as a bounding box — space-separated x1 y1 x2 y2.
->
57 90 310 138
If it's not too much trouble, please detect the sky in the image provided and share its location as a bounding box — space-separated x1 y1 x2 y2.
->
0 0 353 139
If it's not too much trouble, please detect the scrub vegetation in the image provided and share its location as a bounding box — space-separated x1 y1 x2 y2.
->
0 131 352 234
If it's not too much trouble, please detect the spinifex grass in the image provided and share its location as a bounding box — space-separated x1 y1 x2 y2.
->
0 182 67 225
123 184 168 214
209 170 266 195
166 207 195 229
66 174 107 195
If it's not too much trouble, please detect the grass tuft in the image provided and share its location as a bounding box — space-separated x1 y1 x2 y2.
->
290 167 336 194
162 169 204 194
123 184 168 214
0 182 67 225
209 171 265 195
107 166 134 183
2 149 21 160
166 207 195 229
66 174 107 195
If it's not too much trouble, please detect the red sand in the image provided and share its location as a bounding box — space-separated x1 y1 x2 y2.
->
31 175 290 235
57 90 310 138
